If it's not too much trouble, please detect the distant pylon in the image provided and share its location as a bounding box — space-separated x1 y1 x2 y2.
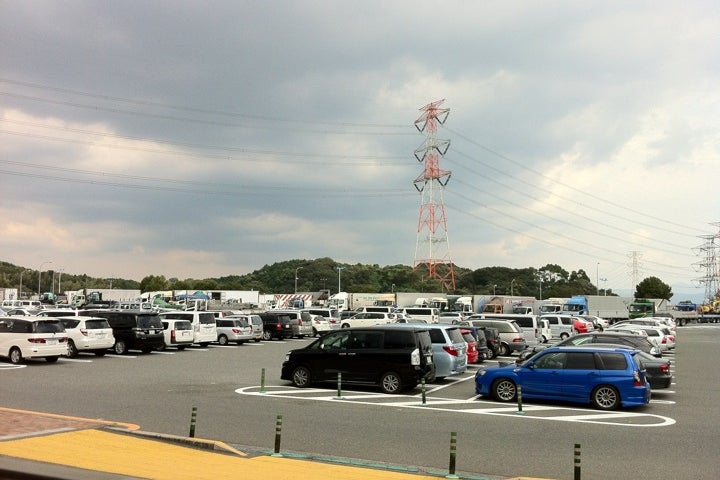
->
412 99 456 292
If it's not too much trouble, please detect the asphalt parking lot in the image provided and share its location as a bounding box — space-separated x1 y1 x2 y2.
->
2 326 718 479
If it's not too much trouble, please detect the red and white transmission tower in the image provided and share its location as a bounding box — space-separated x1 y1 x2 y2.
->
412 99 456 292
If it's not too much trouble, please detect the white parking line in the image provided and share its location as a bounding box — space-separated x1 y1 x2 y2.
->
104 354 138 359
59 358 93 363
236 386 676 428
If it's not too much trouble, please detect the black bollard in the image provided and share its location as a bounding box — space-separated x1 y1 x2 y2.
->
189 406 197 438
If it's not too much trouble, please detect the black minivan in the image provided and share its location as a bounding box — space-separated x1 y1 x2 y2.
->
86 309 164 354
259 312 294 340
281 325 435 394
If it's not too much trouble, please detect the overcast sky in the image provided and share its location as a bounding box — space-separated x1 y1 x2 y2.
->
2 1 719 302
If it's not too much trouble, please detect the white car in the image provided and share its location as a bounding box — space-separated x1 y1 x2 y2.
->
57 316 115 357
160 319 194 350
307 314 335 336
339 312 396 328
0 316 68 364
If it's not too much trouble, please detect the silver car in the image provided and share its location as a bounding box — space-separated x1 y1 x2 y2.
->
274 310 314 338
215 317 254 345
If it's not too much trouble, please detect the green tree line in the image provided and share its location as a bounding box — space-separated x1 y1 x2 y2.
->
0 258 673 300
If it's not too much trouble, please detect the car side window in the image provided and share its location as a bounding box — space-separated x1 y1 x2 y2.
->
598 353 628 370
565 352 597 369
534 352 566 369
350 332 383 349
321 331 350 350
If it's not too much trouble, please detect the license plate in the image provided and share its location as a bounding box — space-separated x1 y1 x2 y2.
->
46 339 58 345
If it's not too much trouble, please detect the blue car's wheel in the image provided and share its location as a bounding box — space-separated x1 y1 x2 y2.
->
591 385 619 410
492 378 517 402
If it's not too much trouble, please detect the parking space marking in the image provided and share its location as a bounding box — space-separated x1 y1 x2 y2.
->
236 386 676 427
104 354 138 359
0 364 26 370
59 358 93 363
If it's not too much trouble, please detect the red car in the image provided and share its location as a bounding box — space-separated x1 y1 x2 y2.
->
573 317 594 334
461 329 479 364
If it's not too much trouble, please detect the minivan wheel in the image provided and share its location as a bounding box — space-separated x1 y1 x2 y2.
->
291 366 312 388
66 340 78 358
492 378 517 402
218 334 229 346
591 385 620 410
498 343 511 356
113 340 128 355
560 333 569 340
9 347 22 364
380 372 402 394
262 331 273 341
312 328 318 337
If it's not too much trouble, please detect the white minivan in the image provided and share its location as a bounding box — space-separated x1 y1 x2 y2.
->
159 311 217 346
397 307 439 324
0 316 68 364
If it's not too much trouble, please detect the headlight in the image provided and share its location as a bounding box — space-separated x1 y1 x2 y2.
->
284 353 291 362
475 369 486 378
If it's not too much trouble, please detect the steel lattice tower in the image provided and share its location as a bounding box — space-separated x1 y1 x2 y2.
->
693 223 720 302
412 99 456 292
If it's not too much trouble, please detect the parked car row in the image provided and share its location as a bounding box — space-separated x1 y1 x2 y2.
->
0 306 320 363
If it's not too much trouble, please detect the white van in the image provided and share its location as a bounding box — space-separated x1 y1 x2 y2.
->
0 316 68 363
540 314 575 340
1 300 42 309
398 307 439 324
481 314 542 345
159 311 217 346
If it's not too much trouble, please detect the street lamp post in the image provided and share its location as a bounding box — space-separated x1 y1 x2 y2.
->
294 267 303 294
596 262 600 295
336 266 345 294
37 261 52 298
600 277 608 296
510 279 515 297
18 269 31 300
493 284 497 296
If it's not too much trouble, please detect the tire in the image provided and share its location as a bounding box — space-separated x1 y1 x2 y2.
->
380 371 402 394
94 350 107 357
542 335 549 343
492 378 517 402
66 340 78 358
45 356 59 363
341 323 350 328
9 347 22 364
312 328 318 337
591 385 620 410
262 330 273 341
113 340 128 355
498 343 511 356
560 333 569 340
291 366 312 388
157 343 166 352
236 341 245 345
218 335 229 346
177 345 187 351
141 347 154 354
200 342 210 347
254 338 261 343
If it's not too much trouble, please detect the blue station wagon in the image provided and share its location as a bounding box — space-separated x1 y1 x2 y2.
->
474 346 651 410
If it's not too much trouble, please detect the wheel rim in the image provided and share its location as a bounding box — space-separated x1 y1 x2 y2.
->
67 341 77 357
495 380 516 401
382 374 400 393
293 368 310 387
594 386 618 409
219 336 227 345
9 348 21 364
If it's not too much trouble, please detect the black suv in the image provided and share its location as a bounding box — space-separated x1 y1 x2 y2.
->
86 309 164 354
281 326 435 394
259 312 294 340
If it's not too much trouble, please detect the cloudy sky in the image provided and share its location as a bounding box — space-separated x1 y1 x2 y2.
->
2 1 719 301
